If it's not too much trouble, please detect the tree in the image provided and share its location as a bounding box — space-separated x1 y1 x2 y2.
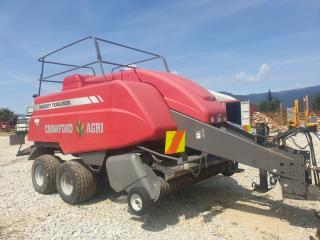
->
267 89 273 101
259 98 280 112
0 108 14 122
259 89 281 112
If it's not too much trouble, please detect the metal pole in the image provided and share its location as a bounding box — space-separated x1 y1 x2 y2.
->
95 37 160 57
161 57 170 72
254 122 269 192
38 60 45 96
39 36 91 60
280 102 283 126
258 169 269 192
92 37 106 81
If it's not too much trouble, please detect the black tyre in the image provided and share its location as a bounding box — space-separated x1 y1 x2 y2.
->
31 154 62 194
127 188 152 216
56 160 97 204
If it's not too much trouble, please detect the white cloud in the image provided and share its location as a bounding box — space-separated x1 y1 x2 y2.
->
233 63 270 83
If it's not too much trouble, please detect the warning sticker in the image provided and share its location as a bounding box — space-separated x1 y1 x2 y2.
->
165 130 186 155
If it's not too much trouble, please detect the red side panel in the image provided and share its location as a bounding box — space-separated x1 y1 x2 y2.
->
107 69 226 124
28 80 176 154
29 69 226 154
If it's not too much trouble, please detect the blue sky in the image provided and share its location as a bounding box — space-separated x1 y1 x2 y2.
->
0 0 319 113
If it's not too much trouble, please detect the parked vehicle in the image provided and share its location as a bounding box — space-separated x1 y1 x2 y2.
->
10 36 320 215
16 116 30 132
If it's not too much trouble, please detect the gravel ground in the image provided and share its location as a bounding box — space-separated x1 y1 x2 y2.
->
0 134 320 240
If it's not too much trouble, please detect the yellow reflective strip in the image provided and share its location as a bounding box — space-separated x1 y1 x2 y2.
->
242 125 252 133
165 131 176 154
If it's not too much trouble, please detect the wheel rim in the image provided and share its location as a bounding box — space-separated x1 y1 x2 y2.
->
35 165 44 187
130 193 143 211
60 172 73 195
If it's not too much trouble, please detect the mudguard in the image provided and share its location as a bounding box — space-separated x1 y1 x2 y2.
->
105 153 161 201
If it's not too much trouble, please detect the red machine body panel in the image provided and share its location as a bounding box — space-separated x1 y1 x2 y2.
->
29 80 176 154
107 69 226 123
28 70 226 154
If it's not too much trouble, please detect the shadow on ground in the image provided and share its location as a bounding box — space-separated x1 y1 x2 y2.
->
87 174 320 232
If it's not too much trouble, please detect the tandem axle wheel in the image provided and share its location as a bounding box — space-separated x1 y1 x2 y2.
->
31 154 97 204
31 154 62 194
56 160 97 204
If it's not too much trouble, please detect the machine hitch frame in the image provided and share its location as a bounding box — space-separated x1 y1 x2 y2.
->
171 110 320 200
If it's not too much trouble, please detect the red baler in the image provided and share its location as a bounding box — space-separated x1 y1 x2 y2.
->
14 36 319 215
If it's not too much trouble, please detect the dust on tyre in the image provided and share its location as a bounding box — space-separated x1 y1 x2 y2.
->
128 187 152 216
56 160 97 204
31 154 61 194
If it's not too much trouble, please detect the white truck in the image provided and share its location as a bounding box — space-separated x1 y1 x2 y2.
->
15 106 33 132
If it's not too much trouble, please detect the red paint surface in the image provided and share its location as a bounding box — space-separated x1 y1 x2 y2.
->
28 69 226 154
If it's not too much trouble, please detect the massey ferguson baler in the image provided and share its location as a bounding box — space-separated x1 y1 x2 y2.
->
15 36 320 215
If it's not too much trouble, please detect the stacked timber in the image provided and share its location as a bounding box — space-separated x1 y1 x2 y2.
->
251 112 287 132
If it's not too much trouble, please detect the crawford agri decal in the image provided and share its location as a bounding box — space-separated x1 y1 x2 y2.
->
35 95 105 136
44 121 104 136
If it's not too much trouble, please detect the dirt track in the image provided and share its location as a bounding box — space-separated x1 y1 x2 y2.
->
0 135 319 240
